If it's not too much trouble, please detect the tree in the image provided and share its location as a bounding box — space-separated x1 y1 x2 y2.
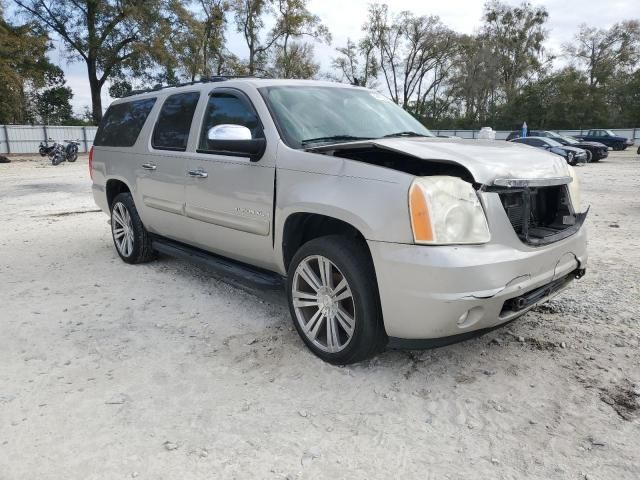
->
332 38 378 87
360 4 459 119
564 21 640 88
108 80 133 99
232 0 330 77
447 35 500 126
608 69 640 127
233 0 274 75
35 85 73 124
0 7 64 124
14 0 175 122
164 0 231 81
269 0 330 78
271 41 318 78
481 1 550 104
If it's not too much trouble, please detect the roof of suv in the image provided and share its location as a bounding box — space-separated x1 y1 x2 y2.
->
112 78 363 104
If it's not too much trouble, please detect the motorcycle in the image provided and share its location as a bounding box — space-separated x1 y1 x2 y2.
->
64 139 80 163
38 138 56 157
49 140 80 165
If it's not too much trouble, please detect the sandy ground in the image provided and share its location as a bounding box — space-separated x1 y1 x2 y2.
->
0 151 639 480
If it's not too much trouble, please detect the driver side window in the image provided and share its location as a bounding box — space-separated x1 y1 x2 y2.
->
198 91 263 153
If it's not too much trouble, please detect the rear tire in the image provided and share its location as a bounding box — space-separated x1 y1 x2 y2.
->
287 235 385 364
110 192 156 264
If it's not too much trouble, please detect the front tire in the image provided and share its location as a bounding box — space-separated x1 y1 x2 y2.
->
110 192 156 264
287 235 385 364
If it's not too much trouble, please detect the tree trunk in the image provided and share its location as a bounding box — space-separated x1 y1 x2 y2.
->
248 48 255 75
87 60 103 124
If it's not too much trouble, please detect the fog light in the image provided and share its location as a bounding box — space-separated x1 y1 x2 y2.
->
457 306 484 328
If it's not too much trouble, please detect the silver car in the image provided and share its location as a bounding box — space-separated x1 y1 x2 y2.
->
90 78 588 364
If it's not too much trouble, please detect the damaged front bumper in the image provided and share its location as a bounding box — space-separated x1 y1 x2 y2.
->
367 223 587 343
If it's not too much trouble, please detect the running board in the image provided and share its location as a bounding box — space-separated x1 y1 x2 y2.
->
150 235 285 292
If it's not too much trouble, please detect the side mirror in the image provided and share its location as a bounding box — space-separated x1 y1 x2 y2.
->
207 124 252 141
204 124 266 162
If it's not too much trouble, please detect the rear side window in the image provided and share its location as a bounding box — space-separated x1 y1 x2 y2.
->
198 92 263 152
152 92 200 151
94 98 156 147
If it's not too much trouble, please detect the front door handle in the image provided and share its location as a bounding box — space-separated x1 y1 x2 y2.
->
141 162 157 170
187 169 208 178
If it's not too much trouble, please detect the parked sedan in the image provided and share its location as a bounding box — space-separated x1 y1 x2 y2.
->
534 131 609 162
577 129 634 151
509 136 588 166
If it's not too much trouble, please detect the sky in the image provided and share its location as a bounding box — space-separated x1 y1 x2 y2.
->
9 0 639 114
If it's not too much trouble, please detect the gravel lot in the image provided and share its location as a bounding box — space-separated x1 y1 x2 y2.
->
1 151 639 480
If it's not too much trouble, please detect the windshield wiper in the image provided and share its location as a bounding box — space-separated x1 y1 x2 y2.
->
301 135 374 146
382 131 430 138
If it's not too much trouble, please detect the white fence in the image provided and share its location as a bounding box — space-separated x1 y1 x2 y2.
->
1 125 638 154
433 128 640 142
0 125 98 154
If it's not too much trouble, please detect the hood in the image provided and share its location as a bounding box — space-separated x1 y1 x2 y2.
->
319 138 571 186
576 141 607 148
560 146 586 154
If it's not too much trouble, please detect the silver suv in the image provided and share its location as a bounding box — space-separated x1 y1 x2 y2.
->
91 78 587 364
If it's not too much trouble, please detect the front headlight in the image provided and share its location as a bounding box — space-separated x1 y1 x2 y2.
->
567 166 583 213
409 176 490 245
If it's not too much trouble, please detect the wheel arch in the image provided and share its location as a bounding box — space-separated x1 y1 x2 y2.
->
281 212 371 272
106 177 133 209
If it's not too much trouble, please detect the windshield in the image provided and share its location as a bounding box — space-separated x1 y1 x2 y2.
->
604 130 616 136
561 135 578 144
542 131 563 139
259 85 433 148
542 138 563 147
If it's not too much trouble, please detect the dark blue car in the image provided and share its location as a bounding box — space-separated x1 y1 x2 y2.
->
577 129 634 151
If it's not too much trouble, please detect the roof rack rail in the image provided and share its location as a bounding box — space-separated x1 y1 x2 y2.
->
121 75 266 97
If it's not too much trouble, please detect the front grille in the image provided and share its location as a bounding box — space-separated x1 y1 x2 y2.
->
497 185 584 246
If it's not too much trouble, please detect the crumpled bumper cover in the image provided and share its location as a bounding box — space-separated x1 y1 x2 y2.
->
367 225 588 341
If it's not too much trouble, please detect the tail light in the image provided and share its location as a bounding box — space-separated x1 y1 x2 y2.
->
88 146 94 179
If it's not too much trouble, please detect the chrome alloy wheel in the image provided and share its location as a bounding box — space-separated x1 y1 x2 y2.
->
111 202 134 257
291 255 356 353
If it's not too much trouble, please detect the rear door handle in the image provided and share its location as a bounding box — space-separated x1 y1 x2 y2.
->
187 169 208 178
141 162 157 170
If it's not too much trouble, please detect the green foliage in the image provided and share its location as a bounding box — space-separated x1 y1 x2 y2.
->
6 0 640 130
14 0 178 122
0 9 72 124
108 80 133 99
331 38 378 87
33 67 73 125
271 41 318 78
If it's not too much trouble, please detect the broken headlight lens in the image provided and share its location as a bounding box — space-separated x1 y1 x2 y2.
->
409 176 490 245
567 166 583 213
